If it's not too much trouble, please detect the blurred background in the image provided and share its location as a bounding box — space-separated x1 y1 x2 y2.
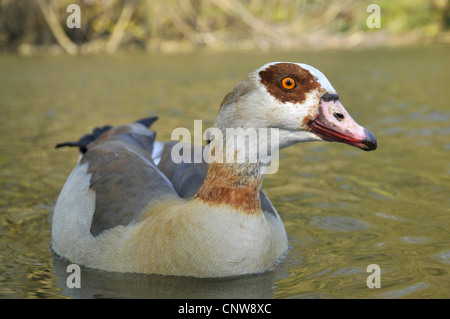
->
0 0 449 55
0 0 449 299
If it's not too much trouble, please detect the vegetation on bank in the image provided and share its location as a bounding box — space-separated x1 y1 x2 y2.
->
1 0 449 54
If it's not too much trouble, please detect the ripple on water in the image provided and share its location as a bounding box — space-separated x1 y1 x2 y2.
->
400 236 432 244
376 282 430 299
434 250 450 264
309 216 368 231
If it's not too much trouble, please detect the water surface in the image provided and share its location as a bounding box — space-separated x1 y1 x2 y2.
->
0 45 449 298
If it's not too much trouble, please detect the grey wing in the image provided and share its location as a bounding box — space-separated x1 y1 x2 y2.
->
79 123 179 236
155 141 208 198
156 141 279 218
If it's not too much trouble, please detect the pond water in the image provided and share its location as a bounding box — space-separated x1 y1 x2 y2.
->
0 45 449 299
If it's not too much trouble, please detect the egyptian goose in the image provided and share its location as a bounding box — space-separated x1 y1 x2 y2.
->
52 62 377 278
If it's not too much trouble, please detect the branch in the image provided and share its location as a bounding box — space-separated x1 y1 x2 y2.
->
210 0 284 42
105 1 135 53
162 3 198 43
36 0 78 54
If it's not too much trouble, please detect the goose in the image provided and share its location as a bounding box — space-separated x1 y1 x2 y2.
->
52 62 377 278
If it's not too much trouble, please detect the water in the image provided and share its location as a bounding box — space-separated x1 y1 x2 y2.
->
0 45 449 298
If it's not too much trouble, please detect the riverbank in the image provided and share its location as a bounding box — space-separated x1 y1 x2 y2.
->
15 29 450 56
2 0 449 55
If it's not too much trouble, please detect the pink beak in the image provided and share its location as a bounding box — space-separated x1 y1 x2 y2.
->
309 94 377 151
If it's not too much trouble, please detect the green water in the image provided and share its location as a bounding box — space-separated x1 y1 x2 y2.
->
0 45 449 298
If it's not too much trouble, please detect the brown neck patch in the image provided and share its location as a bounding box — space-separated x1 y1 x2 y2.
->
259 63 322 104
194 163 263 214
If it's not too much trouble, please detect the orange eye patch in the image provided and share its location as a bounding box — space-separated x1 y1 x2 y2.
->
281 76 297 90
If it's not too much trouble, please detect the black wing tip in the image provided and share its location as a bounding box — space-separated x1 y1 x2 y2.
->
55 124 112 153
134 116 158 128
55 116 158 153
55 141 86 151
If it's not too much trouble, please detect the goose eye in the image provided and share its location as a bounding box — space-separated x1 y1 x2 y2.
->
281 76 297 90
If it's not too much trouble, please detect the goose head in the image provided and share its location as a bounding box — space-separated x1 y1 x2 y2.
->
214 62 377 155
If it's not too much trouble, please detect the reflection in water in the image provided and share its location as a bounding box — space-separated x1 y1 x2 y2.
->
52 253 287 299
0 45 449 298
